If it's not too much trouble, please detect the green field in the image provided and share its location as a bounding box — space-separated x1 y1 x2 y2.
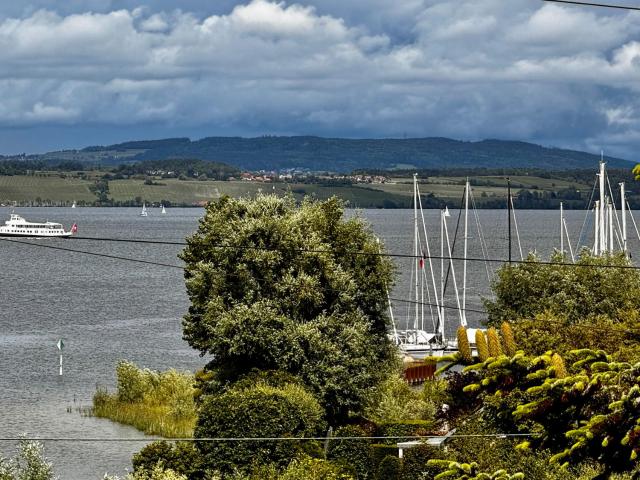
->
0 173 596 208
0 175 95 204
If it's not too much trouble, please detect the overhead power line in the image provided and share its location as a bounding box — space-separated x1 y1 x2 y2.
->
0 433 535 443
0 237 184 270
2 234 640 273
68 235 640 272
542 0 640 10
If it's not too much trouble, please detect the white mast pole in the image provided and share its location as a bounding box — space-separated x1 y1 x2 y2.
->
621 182 627 255
560 202 564 257
594 200 600 255
599 156 606 252
608 201 614 253
462 180 469 325
413 174 419 330
440 209 445 336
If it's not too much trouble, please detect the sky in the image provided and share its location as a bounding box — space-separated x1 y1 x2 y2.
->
0 0 639 159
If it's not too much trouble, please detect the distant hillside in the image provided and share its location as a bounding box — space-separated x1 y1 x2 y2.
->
3 136 633 172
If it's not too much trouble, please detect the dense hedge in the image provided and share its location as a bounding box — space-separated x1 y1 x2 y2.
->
195 381 326 473
132 441 202 479
327 425 373 479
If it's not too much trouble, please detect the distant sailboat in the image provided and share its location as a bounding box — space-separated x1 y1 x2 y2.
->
71 201 76 209
140 203 148 217
161 204 166 214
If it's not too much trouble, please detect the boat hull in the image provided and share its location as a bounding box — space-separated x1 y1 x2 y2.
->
0 232 73 238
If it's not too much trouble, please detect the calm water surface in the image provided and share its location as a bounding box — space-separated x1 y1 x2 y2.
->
0 206 630 478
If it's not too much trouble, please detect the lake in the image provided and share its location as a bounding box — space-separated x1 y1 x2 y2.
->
0 206 629 478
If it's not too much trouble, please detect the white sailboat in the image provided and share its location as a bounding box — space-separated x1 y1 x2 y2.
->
140 203 148 217
161 204 166 214
390 176 485 359
71 201 76 209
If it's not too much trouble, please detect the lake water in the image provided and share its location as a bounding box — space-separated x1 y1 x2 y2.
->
0 206 631 478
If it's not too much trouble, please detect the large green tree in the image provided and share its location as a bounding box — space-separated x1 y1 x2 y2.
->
180 194 397 424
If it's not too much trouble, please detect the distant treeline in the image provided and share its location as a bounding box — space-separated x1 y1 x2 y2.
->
0 159 86 175
111 158 239 180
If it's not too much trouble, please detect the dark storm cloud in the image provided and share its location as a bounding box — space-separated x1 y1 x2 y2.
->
0 0 639 159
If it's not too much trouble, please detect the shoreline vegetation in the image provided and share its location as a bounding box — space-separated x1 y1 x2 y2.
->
93 361 196 439
1 166 638 209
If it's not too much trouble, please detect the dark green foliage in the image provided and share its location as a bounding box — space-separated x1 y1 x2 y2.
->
115 158 239 180
375 455 401 480
375 420 435 445
485 251 640 328
400 444 443 480
370 444 399 470
327 425 372 479
195 381 325 474
180 194 396 425
132 441 203 478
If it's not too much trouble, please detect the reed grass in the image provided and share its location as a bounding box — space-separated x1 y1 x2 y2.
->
93 361 197 438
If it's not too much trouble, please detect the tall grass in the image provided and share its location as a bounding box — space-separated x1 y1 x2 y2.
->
93 361 197 438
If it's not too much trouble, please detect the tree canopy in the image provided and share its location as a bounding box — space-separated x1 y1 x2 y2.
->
179 194 397 424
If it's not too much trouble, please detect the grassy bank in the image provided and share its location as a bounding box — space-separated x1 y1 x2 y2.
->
93 361 196 438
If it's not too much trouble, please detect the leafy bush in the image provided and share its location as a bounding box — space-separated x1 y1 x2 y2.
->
363 374 436 423
116 360 152 402
326 424 372 479
375 456 401 480
0 439 56 480
400 444 445 480
375 420 435 445
370 445 399 471
132 442 202 479
195 381 326 474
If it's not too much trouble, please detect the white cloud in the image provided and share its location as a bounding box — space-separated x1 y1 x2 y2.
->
0 0 639 158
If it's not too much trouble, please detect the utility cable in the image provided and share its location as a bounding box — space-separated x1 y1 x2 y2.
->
0 237 184 269
0 433 536 443
542 0 640 10
6 235 640 272
66 235 640 271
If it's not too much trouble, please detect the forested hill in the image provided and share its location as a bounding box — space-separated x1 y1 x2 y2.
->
5 136 634 172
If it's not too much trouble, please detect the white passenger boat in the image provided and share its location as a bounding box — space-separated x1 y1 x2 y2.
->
0 214 77 238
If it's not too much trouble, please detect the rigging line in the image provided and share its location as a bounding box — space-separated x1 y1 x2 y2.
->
470 189 493 282
389 297 485 315
576 177 598 249
541 0 640 10
0 237 185 270
0 433 536 442
510 196 524 261
606 175 624 250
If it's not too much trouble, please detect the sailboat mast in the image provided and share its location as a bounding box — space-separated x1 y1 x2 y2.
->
594 200 600 255
507 178 512 265
440 209 445 334
621 182 627 255
413 174 419 330
462 179 469 324
599 157 606 253
608 201 614 253
560 202 564 257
